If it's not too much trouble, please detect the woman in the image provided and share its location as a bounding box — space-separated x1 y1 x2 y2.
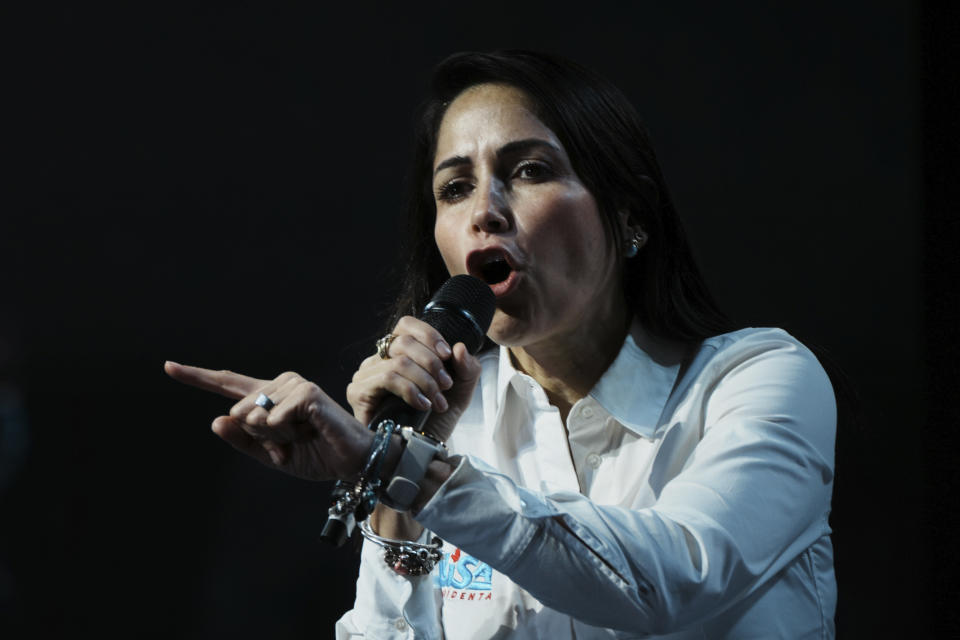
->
167 51 836 638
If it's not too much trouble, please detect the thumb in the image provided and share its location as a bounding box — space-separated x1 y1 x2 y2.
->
422 343 482 442
443 342 482 412
449 342 482 384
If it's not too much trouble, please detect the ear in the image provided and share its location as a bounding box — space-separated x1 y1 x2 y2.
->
618 210 647 247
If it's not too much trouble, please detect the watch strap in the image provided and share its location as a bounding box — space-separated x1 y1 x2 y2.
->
381 427 445 512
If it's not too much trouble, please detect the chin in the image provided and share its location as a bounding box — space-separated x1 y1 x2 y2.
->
486 309 536 348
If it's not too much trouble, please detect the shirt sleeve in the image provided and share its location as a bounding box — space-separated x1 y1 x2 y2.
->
335 531 444 640
414 331 836 635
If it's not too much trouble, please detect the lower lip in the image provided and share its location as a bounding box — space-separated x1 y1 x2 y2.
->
488 269 521 298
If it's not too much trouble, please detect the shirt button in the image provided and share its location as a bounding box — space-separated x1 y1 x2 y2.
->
581 406 595 419
586 453 602 469
394 618 407 631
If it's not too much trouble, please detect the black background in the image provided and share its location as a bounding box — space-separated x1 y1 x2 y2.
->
3 2 957 638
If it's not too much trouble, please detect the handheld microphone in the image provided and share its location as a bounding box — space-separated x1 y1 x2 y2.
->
366 274 496 432
320 275 496 546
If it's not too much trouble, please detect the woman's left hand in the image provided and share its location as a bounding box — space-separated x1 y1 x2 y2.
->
164 361 372 482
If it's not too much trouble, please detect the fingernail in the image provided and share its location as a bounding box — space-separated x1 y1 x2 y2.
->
417 393 432 409
438 369 453 389
435 394 449 412
436 341 452 358
268 448 283 465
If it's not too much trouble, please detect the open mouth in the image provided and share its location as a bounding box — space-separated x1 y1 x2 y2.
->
467 247 521 296
479 257 512 285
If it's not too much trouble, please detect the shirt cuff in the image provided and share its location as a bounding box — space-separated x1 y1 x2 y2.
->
341 528 443 639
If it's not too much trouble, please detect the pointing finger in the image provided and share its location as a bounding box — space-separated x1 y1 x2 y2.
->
164 361 265 400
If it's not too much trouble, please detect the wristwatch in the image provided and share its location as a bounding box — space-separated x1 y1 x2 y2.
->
380 426 446 512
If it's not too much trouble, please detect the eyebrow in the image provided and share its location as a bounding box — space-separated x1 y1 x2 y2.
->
433 138 563 177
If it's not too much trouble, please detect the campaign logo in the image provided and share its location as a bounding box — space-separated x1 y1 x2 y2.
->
434 547 493 601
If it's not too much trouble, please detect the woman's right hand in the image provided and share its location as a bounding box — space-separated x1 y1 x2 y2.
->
346 315 482 444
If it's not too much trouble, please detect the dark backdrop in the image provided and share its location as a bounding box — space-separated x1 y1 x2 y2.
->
3 2 956 638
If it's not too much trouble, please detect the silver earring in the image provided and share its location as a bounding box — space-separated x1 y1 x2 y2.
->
624 232 646 258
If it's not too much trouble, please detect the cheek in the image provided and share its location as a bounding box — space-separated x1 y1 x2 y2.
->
543 194 608 276
433 217 460 274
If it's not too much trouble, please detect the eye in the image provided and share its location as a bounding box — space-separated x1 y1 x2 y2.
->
436 179 473 203
513 161 553 181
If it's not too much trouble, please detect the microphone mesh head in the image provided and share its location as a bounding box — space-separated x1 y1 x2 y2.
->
421 275 496 354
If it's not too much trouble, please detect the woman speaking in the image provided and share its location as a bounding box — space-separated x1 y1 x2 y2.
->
166 51 837 638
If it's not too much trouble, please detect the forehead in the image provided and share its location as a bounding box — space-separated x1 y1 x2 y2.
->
434 84 561 164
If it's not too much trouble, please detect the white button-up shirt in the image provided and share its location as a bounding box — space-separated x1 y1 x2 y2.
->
336 326 837 639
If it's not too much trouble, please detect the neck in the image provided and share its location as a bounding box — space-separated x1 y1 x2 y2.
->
508 294 631 422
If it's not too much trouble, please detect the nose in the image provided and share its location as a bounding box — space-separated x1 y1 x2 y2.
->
471 176 512 235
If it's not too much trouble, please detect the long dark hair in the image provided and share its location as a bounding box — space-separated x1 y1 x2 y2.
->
387 50 736 343
384 49 859 539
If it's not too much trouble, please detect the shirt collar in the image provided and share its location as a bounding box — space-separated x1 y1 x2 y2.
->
495 344 521 410
493 324 682 439
589 330 681 438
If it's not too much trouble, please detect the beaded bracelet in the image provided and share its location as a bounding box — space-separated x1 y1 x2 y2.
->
358 519 444 576
319 418 397 546
354 418 396 521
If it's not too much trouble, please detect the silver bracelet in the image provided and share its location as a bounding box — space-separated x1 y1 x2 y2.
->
358 519 443 576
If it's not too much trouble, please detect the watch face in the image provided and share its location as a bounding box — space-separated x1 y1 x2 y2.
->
404 425 446 448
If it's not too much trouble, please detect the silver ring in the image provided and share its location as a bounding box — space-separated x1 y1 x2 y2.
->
255 393 275 411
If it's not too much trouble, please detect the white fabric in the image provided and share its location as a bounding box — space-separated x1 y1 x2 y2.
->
336 326 837 639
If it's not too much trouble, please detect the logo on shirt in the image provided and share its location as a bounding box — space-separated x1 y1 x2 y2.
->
434 547 493 601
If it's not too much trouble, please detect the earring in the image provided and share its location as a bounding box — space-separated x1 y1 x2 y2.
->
624 232 646 258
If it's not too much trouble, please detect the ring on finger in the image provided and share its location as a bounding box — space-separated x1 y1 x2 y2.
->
376 333 398 360
255 393 275 411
